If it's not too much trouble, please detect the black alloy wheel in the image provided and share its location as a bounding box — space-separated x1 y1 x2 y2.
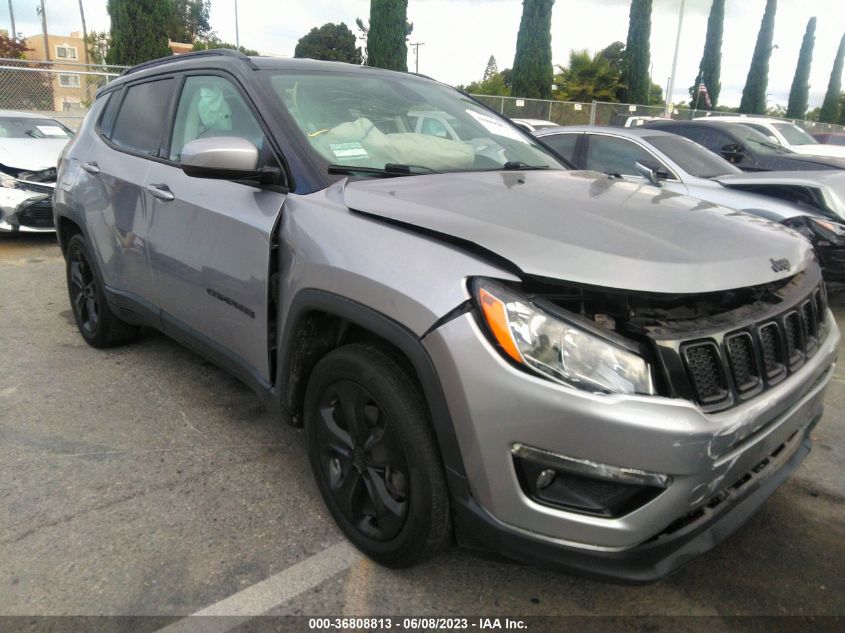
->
304 344 451 567
65 234 138 347
316 380 409 541
68 247 99 335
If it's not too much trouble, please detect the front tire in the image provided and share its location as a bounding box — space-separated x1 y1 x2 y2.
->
65 234 138 348
304 343 451 567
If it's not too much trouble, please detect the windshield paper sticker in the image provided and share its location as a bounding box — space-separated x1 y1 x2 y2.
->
465 109 526 142
329 142 368 159
36 125 67 137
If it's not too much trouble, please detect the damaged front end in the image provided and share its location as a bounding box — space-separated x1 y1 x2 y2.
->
483 267 829 418
0 166 56 232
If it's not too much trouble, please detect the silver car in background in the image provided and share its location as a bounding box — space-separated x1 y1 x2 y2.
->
0 110 72 232
535 125 845 282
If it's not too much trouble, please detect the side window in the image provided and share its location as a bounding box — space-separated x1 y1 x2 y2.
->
699 128 735 151
676 126 728 153
97 91 119 136
169 75 264 162
542 133 579 163
585 135 657 176
110 79 175 156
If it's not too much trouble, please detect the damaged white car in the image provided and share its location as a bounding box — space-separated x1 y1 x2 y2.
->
0 110 72 232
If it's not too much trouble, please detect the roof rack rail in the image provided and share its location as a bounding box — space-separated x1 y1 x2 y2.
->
119 49 257 77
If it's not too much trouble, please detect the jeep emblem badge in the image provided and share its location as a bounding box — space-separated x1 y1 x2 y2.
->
770 258 791 273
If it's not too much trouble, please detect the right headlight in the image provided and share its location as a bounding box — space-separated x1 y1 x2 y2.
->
473 279 655 395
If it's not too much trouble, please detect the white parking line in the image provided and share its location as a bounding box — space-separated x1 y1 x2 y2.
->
156 541 362 633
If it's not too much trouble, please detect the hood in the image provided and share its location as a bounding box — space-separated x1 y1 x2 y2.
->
777 152 845 170
343 170 813 294
714 170 845 221
0 138 69 172
787 144 845 159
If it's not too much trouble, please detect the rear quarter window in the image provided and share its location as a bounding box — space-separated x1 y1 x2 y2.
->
109 78 176 156
96 91 119 136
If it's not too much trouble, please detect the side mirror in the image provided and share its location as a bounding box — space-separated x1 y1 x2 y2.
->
181 137 278 183
634 159 669 187
721 143 746 164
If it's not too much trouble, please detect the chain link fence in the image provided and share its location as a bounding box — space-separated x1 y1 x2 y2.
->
1 65 842 136
471 94 594 126
0 58 128 130
473 94 845 135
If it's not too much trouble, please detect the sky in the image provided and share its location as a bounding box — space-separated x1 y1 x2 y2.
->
5 0 845 109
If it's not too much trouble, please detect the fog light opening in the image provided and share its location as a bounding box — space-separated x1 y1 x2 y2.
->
536 469 556 490
512 444 670 518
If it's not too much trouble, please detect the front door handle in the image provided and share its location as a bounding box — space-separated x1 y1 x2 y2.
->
81 161 100 174
146 184 175 202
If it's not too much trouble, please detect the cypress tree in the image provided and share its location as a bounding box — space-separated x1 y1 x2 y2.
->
510 0 555 99
483 55 499 81
820 34 845 124
621 0 653 105
365 0 409 71
786 18 816 119
739 0 777 115
106 0 172 66
689 0 724 109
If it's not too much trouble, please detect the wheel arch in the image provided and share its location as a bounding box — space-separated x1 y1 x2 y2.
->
275 289 469 492
56 214 84 256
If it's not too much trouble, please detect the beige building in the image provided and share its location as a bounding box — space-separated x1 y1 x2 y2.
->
22 33 195 112
23 31 88 112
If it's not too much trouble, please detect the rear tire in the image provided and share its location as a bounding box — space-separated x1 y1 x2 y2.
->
65 234 138 348
304 343 451 567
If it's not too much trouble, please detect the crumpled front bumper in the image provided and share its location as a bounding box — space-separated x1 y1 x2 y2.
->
423 309 839 581
0 187 54 233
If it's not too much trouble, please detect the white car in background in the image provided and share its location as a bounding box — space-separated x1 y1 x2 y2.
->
0 110 73 233
511 118 558 133
695 114 845 159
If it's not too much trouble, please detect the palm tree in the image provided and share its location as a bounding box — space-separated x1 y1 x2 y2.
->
555 49 626 102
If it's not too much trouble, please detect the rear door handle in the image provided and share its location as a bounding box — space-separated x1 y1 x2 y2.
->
81 161 100 174
146 184 175 202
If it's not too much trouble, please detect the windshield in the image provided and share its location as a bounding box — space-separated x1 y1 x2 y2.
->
645 134 741 178
772 122 818 146
263 71 564 174
0 116 72 139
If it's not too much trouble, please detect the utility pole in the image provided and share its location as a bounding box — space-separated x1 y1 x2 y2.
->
78 0 88 65
410 42 424 74
234 0 240 50
664 0 686 118
7 0 15 40
38 0 49 61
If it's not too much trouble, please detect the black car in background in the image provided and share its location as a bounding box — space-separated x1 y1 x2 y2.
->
644 119 845 172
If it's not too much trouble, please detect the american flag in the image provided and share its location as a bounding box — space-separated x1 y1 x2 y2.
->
697 82 712 109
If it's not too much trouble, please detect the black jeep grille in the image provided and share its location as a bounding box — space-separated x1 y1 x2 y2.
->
665 280 828 412
682 343 727 403
759 322 785 379
726 333 759 393
783 311 802 367
17 199 54 229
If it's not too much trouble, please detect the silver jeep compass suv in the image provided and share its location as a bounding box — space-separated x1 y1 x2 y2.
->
54 50 839 582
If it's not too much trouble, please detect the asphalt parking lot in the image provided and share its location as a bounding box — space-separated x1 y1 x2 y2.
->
1 232 844 626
